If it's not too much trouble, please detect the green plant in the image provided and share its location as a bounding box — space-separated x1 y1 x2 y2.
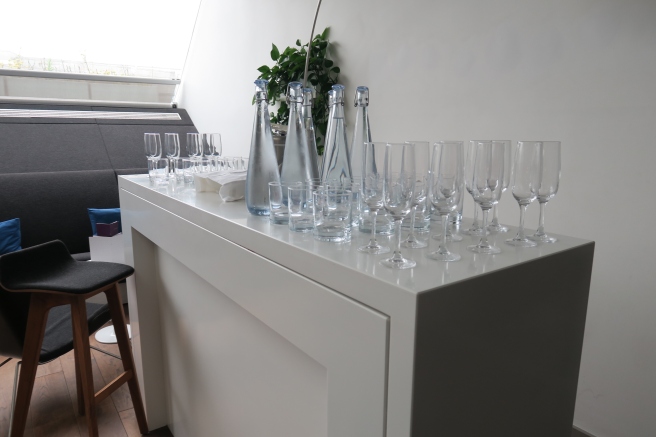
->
256 27 340 154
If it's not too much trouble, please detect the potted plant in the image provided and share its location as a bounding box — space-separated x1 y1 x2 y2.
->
256 27 340 155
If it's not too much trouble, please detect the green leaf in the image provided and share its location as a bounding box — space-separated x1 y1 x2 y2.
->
296 39 301 46
323 59 333 68
331 67 340 73
257 65 270 73
271 44 280 61
321 27 330 39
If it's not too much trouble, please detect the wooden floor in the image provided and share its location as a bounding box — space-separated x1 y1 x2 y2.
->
0 306 172 437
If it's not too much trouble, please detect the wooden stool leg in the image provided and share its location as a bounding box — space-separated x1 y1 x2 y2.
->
10 295 50 437
71 297 99 437
73 337 86 415
106 283 149 435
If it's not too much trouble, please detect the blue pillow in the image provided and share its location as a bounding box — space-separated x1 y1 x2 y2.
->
88 208 122 236
0 218 22 255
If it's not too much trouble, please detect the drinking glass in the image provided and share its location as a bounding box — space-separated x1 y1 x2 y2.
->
427 141 464 262
463 140 484 236
529 141 561 243
144 133 162 161
148 158 169 185
358 142 390 254
350 180 362 228
202 133 222 160
313 188 352 243
268 182 290 225
186 133 202 159
164 133 180 159
506 141 541 247
467 141 505 254
288 184 315 232
170 158 184 183
402 141 430 249
488 140 512 233
381 142 416 269
182 158 197 185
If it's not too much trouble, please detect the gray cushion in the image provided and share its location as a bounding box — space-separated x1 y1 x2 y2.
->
0 123 112 173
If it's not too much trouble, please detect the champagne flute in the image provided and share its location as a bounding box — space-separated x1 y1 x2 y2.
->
467 141 505 254
202 133 222 158
462 140 484 236
488 140 512 233
144 133 162 161
381 142 416 269
529 141 561 243
402 141 430 249
427 141 464 262
164 133 180 174
186 133 202 159
358 142 390 254
506 141 541 247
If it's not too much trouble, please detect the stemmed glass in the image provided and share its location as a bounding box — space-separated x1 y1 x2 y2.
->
488 140 512 233
529 141 561 243
144 133 162 162
427 141 464 262
402 141 430 249
186 133 202 159
467 141 505 254
463 140 484 236
506 141 541 247
381 142 416 269
202 133 222 158
164 133 180 173
358 142 390 255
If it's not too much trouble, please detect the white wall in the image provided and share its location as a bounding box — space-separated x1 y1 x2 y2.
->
178 1 656 436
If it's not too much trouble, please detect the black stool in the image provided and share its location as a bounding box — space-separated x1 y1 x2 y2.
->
0 240 148 437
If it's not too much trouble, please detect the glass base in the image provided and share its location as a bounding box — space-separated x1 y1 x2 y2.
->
427 250 461 262
505 237 537 247
358 242 391 254
401 239 428 249
247 207 270 216
380 256 416 269
431 232 463 242
462 227 485 236
488 223 509 233
529 233 557 243
467 244 501 254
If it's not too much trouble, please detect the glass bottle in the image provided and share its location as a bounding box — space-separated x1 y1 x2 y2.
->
321 89 336 173
280 82 319 190
321 84 352 188
350 86 371 181
246 79 281 216
302 87 320 180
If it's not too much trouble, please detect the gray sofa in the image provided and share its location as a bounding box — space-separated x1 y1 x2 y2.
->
0 103 197 258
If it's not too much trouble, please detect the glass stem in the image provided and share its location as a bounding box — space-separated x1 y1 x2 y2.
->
407 206 417 242
440 213 450 254
472 203 479 227
369 209 378 246
491 204 500 226
537 202 546 235
393 219 403 260
479 208 490 248
517 204 528 240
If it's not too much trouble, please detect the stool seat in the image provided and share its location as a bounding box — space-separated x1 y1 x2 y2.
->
0 240 134 294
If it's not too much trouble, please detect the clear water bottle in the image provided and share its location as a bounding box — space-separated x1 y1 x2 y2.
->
321 89 336 171
280 82 319 191
321 84 352 188
350 86 371 181
246 79 281 216
302 87 320 180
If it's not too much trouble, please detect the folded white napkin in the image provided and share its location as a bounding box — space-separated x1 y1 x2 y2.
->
194 170 247 201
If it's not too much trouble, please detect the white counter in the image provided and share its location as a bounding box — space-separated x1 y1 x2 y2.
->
119 175 594 437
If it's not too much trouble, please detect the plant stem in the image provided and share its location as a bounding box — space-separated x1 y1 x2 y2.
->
303 0 323 88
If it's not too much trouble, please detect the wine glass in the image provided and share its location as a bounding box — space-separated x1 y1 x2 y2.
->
144 133 162 161
202 133 222 158
467 141 505 254
529 141 561 243
462 140 484 236
427 141 464 262
402 141 430 249
506 141 541 247
358 142 390 255
381 142 416 269
488 140 512 233
186 133 202 159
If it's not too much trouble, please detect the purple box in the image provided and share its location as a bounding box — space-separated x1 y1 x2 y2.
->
96 221 120 237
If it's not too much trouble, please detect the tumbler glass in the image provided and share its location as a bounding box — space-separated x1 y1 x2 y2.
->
288 184 315 233
313 188 352 243
148 158 169 185
269 182 290 225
